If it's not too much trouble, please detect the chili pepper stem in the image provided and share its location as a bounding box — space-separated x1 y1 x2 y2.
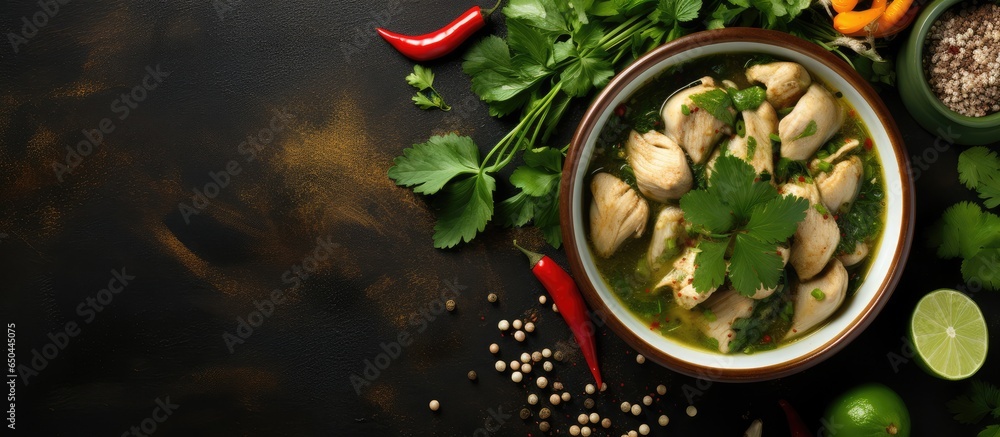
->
513 240 544 268
482 0 504 17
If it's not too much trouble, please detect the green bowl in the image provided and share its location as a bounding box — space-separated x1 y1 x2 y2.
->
897 0 1000 145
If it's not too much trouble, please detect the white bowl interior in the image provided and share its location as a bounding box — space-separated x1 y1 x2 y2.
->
571 42 904 371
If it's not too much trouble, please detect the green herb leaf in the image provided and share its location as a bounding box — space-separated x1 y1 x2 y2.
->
938 202 1000 260
498 191 535 227
510 166 560 196
690 88 735 126
405 64 435 90
523 146 565 172
432 172 496 248
730 233 784 297
962 248 1000 291
979 425 1000 437
388 134 482 195
504 0 570 35
680 190 734 234
959 147 1000 190
650 0 701 25
463 36 515 76
746 196 808 243
794 120 818 140
948 380 1000 425
506 18 552 66
709 155 777 222
706 3 747 29
728 86 767 112
693 239 728 293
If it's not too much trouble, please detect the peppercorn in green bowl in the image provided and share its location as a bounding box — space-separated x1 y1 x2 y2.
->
897 0 1000 146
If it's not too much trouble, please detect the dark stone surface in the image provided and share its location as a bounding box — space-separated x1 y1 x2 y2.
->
0 1 996 436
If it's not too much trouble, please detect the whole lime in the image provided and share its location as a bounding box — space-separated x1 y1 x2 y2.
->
822 383 910 437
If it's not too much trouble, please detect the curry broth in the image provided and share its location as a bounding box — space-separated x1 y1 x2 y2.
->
585 54 886 354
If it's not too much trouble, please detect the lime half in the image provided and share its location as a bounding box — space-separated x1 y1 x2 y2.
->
910 289 988 380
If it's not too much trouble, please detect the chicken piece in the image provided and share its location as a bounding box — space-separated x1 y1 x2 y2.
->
647 206 686 272
655 245 720 310
728 102 778 179
751 246 790 300
779 84 845 161
662 77 733 164
699 289 756 353
808 138 860 173
590 173 650 258
746 62 812 110
816 156 863 213
782 181 840 281
704 144 723 180
626 130 694 203
837 241 869 267
787 259 848 339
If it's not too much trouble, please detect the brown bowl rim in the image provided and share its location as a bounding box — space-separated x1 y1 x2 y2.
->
559 27 915 382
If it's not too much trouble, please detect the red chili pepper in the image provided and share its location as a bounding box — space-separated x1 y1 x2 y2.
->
375 1 501 62
514 241 602 387
779 399 815 437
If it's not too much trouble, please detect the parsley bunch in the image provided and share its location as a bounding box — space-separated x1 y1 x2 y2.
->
947 380 1000 437
680 156 808 296
935 147 1000 290
389 0 888 249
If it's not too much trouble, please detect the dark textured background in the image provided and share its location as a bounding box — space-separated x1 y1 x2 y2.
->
1 1 997 436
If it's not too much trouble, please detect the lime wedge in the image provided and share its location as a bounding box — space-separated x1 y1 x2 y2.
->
910 289 988 380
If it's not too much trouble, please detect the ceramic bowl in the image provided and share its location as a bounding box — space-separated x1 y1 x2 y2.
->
560 28 915 382
897 0 1000 146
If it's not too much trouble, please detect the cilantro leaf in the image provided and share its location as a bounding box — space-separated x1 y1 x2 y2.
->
463 36 515 76
533 184 562 248
957 147 1000 189
650 0 701 25
504 0 570 35
498 191 535 227
938 202 1000 260
557 37 614 98
388 134 482 194
706 3 747 29
962 249 1000 291
432 173 496 249
730 233 784 296
412 93 438 110
979 425 1000 437
523 146 564 172
690 88 735 126
728 86 767 112
709 155 777 222
506 18 551 66
693 239 728 292
948 380 1000 424
794 120 818 140
746 196 809 243
680 189 734 234
511 166 560 196
405 65 435 90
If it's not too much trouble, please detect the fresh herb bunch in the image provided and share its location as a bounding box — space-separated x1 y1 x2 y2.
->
680 155 809 297
935 147 1000 290
947 380 1000 437
389 0 890 249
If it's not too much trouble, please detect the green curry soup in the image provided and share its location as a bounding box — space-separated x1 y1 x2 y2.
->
586 54 886 354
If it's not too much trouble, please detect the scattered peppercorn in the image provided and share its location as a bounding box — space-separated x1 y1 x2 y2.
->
656 384 667 395
539 407 552 419
467 370 477 381
520 408 531 420
539 421 550 432
686 405 698 417
659 414 670 426
584 398 595 409
487 293 498 303
445 299 456 311
429 400 440 411
635 354 646 364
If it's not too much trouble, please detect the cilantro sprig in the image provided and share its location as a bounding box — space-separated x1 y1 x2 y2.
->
680 156 808 297
935 147 1000 290
390 0 894 249
406 65 450 111
948 380 1000 437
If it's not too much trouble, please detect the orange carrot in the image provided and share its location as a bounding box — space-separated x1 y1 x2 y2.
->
846 0 917 37
834 5 887 34
832 0 859 13
876 0 915 31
